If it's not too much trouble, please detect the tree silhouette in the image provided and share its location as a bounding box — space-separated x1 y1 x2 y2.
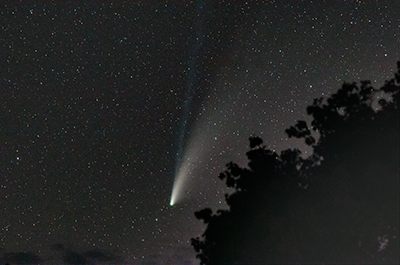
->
192 62 400 264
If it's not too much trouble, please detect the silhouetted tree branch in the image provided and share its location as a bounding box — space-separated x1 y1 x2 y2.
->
192 62 400 264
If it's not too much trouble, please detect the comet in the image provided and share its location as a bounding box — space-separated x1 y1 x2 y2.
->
170 1 208 206
170 163 187 206
170 149 197 206
170 123 211 206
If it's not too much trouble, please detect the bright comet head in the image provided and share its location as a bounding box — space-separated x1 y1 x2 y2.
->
170 106 217 206
169 161 188 207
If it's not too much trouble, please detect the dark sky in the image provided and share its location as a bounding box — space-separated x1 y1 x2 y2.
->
0 1 399 264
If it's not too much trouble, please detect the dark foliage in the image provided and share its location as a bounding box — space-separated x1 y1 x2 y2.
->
62 247 122 264
1 252 43 264
64 250 88 265
192 62 400 264
84 249 114 262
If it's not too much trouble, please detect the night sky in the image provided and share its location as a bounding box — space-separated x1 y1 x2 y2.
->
0 2 399 264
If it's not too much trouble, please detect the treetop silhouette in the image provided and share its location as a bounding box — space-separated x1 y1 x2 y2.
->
192 62 400 264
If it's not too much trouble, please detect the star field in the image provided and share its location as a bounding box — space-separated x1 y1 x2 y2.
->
0 2 399 264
